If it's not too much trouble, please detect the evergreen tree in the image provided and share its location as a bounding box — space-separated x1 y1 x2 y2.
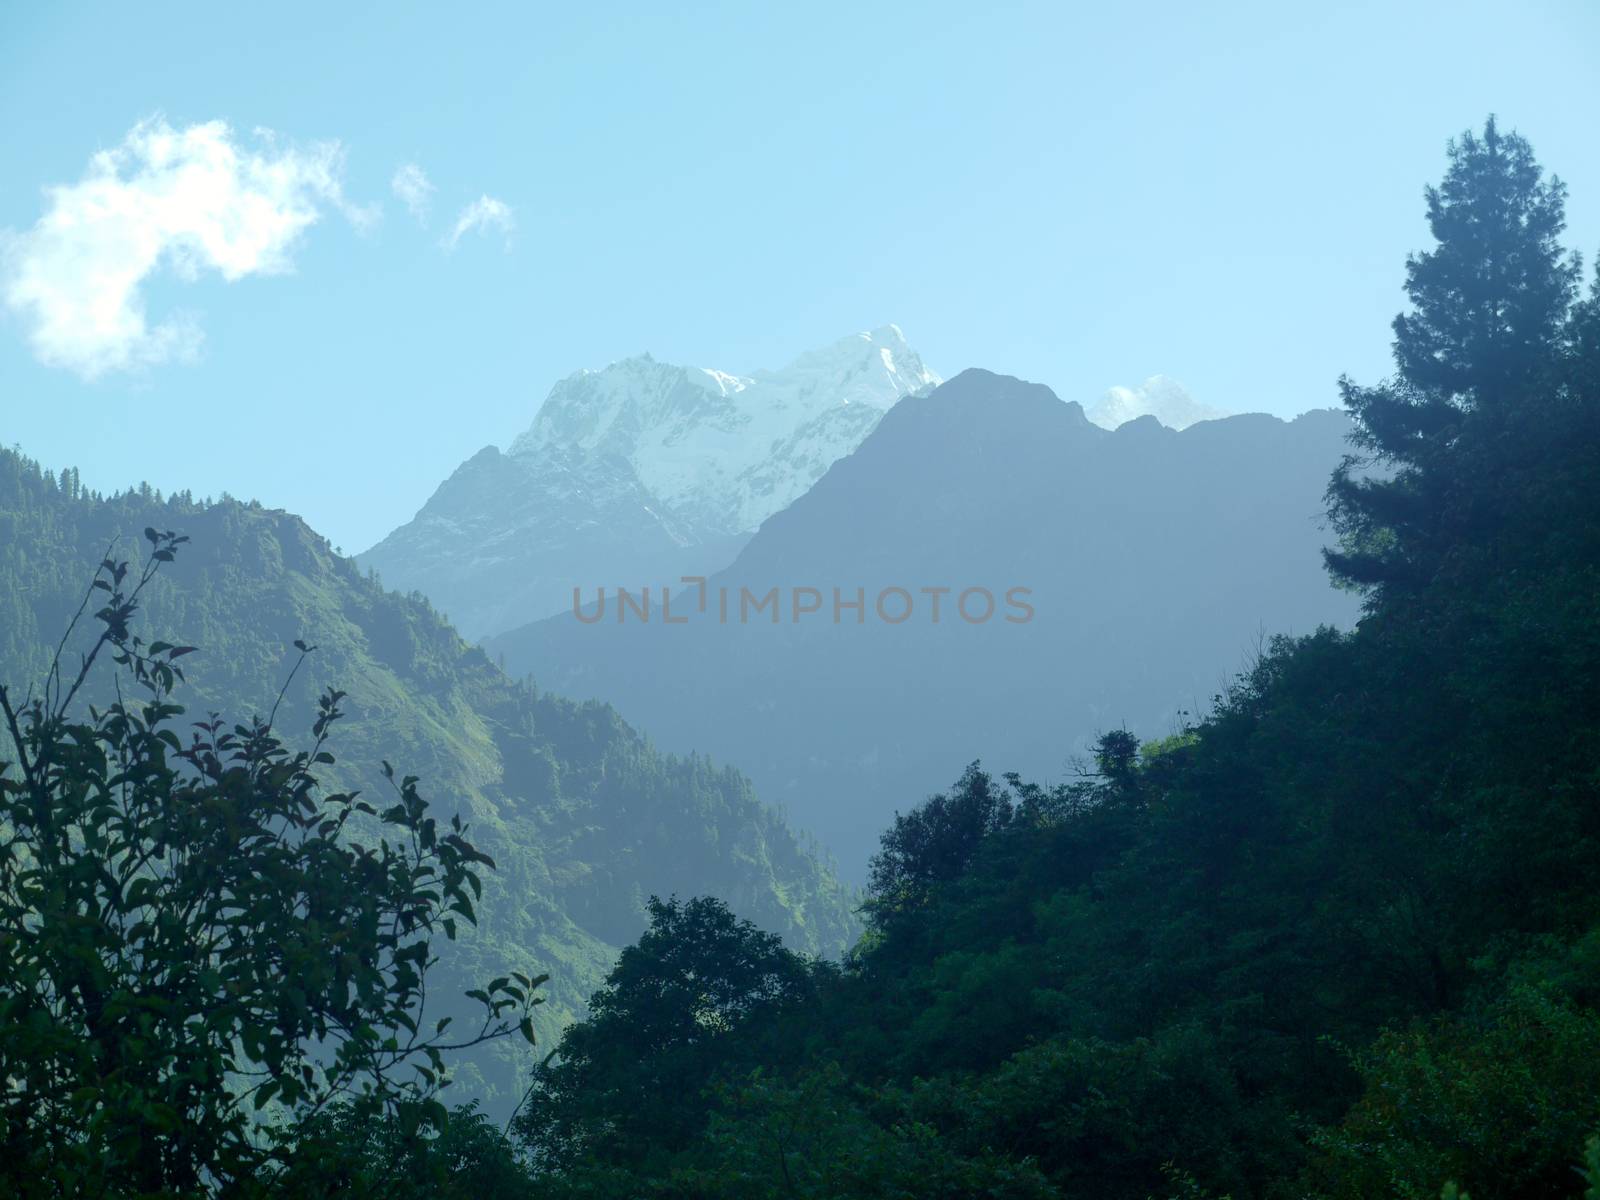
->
1327 116 1583 597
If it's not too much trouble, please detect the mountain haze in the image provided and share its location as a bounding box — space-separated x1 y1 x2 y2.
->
487 368 1360 877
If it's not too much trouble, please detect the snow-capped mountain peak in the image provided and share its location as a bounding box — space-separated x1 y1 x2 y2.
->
1087 375 1231 431
360 327 938 638
755 323 931 400
509 326 939 535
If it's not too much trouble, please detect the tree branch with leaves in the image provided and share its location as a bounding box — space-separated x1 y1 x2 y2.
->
0 531 544 1198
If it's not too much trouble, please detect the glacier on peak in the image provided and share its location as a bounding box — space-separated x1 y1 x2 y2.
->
508 324 939 536
358 326 938 639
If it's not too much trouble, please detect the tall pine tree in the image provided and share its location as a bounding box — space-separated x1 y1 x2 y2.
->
1327 116 1582 598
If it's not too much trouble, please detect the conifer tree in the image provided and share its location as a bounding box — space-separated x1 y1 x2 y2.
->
1327 116 1582 597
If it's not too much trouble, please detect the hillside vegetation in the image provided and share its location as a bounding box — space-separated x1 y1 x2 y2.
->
0 454 856 1117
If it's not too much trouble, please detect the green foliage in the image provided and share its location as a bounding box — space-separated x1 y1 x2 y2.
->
276 1102 533 1199
0 446 858 1114
669 1063 1059 1200
514 895 829 1172
0 542 539 1196
1309 935 1600 1200
863 761 1014 920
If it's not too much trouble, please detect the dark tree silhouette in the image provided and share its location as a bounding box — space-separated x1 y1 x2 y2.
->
1327 116 1583 597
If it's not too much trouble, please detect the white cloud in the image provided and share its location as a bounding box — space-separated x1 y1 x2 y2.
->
0 117 367 379
442 195 514 252
391 162 435 225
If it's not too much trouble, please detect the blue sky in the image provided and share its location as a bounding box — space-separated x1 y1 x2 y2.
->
2 0 1597 553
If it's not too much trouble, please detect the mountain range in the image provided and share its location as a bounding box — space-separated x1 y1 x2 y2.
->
485 369 1361 878
358 326 938 639
0 347 1360 1105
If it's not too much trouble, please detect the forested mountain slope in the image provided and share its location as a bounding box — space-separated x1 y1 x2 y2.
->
0 450 856 1114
